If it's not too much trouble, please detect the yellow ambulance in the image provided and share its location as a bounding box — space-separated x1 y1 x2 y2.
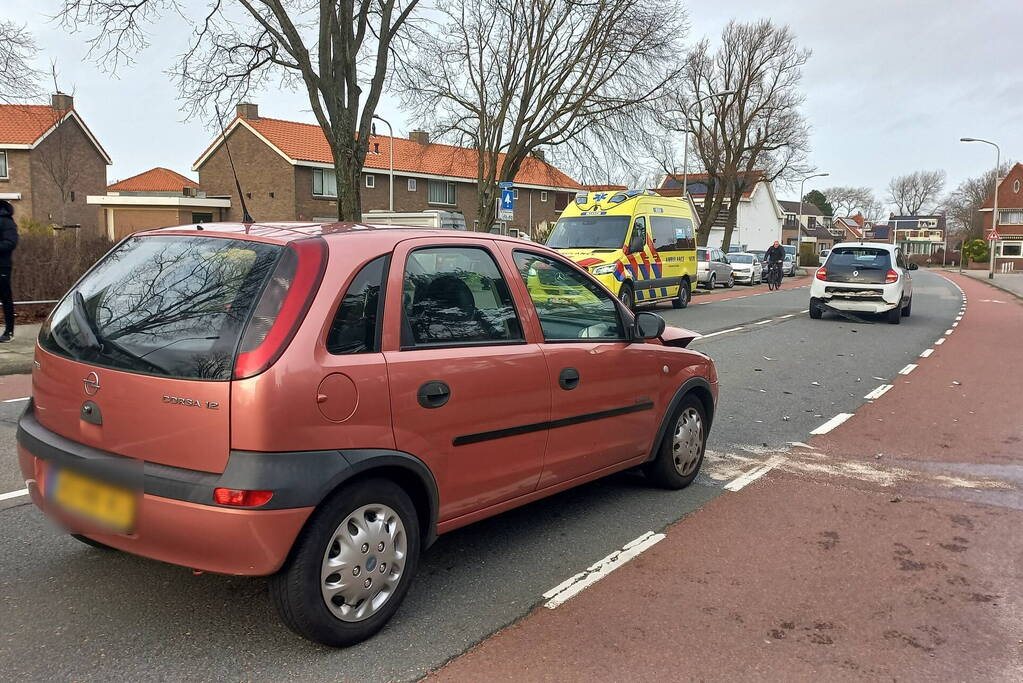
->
545 189 698 310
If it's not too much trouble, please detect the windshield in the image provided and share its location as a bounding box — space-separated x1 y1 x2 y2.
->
546 216 630 250
829 248 891 270
730 254 754 264
39 235 282 380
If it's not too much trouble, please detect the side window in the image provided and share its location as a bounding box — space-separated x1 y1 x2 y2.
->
674 217 696 250
896 250 908 269
650 216 677 252
628 216 647 253
513 251 625 341
326 255 388 354
402 247 523 348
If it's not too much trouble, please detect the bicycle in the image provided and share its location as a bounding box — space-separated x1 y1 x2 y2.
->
765 261 783 290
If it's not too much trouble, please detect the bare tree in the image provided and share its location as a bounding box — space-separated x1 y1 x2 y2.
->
943 162 1013 242
887 170 946 215
671 20 812 249
59 0 420 221
0 21 42 103
396 0 684 232
822 185 876 217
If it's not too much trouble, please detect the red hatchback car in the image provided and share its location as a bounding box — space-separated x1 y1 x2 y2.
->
17 222 718 646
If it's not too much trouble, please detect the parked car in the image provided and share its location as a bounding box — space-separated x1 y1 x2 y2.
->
697 247 735 289
728 252 763 285
809 242 916 324
819 248 830 261
18 222 719 648
783 253 797 276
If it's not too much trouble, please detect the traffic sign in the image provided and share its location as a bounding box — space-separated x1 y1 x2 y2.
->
498 181 514 188
498 187 514 221
987 229 1001 241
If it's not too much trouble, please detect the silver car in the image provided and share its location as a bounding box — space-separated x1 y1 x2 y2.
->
729 252 763 285
697 247 735 289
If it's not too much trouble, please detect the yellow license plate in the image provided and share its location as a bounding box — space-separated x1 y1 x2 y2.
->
51 468 136 532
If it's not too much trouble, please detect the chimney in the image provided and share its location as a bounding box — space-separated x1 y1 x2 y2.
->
409 129 430 145
51 93 74 111
531 149 546 163
236 102 259 121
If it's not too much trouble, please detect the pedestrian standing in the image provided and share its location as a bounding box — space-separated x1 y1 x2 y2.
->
0 200 19 342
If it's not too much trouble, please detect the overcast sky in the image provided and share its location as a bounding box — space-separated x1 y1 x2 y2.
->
10 0 1022 206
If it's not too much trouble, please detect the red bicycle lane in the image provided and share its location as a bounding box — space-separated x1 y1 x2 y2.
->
429 272 1023 681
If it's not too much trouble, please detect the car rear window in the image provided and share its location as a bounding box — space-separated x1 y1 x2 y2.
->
829 247 891 270
730 254 753 263
39 235 282 380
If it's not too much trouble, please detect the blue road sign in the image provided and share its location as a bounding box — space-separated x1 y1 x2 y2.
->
499 187 514 221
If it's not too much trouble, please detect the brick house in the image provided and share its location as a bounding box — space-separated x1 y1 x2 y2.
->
0 94 110 235
193 104 581 234
980 162 1023 268
887 214 946 257
87 167 231 241
778 200 835 252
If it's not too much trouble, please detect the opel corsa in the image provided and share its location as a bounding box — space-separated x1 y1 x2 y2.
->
17 223 718 646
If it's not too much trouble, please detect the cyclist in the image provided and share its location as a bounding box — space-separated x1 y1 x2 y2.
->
764 241 786 289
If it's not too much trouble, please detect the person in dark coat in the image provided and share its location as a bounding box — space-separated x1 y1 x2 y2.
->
0 200 19 342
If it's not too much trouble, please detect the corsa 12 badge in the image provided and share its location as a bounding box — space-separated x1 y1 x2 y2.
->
163 395 220 410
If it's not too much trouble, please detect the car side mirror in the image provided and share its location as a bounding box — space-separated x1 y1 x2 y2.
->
908 263 919 270
634 311 666 340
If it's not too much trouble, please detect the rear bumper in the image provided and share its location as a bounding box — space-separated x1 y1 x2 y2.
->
19 445 310 575
811 281 902 314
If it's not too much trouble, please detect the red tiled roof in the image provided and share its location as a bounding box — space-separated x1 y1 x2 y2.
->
108 167 199 192
659 170 766 199
0 105 64 144
198 116 581 189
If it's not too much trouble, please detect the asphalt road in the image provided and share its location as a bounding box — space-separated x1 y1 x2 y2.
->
0 271 962 681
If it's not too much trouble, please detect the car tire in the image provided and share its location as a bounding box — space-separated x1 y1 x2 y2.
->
724 273 735 288
71 534 117 550
809 298 823 319
672 279 690 309
887 305 902 324
707 274 716 290
902 296 912 317
269 478 421 648
618 283 635 311
645 395 707 489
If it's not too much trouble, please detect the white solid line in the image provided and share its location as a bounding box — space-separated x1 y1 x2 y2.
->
754 319 773 325
810 413 854 435
802 309 810 313
699 301 711 305
543 531 666 609
0 488 28 502
724 456 784 492
935 338 945 345
695 327 744 340
920 349 934 358
1 397 28 403
864 384 894 400
899 364 917 375
779 314 795 319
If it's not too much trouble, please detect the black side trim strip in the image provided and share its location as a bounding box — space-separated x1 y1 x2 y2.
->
452 401 654 447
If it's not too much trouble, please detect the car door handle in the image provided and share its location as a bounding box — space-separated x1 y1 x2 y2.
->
558 367 580 391
417 381 451 409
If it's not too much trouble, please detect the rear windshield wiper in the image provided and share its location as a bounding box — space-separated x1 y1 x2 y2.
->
72 291 171 375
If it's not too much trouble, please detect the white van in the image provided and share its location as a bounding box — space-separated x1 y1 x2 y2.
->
363 210 468 230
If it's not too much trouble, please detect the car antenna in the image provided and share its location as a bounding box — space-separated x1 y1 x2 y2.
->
215 104 254 224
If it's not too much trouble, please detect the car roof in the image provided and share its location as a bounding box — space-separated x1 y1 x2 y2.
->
832 241 896 251
134 221 537 249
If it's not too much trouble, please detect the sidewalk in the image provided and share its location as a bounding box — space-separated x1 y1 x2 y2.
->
0 323 40 376
432 272 1023 681
957 268 1023 301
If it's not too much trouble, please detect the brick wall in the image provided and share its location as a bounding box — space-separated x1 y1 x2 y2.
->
101 206 226 241
0 149 33 223
28 117 108 236
197 124 296 222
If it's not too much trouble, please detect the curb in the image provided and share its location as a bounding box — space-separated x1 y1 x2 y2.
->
946 270 1023 303
0 358 34 377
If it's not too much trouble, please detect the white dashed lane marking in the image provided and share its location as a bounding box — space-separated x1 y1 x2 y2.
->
543 531 665 609
920 349 934 358
0 489 29 502
810 413 854 435
899 364 917 375
864 384 894 400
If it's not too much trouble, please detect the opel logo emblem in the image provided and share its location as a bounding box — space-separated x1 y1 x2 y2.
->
853 270 859 277
83 371 101 396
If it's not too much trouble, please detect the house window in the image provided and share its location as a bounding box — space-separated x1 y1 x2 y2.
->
365 174 375 189
540 191 548 202
312 169 338 197
191 212 214 223
70 191 76 202
407 178 417 192
999 242 1022 257
1014 179 1021 193
512 189 519 200
1001 210 1023 225
808 216 817 229
428 180 456 205
0 151 7 179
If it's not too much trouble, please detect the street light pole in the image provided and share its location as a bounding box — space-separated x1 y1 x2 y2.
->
373 115 394 212
670 89 736 198
960 137 1000 279
797 172 829 268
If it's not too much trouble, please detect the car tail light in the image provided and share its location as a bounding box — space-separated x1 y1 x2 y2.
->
816 267 828 281
214 488 273 507
233 238 327 379
885 269 899 283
